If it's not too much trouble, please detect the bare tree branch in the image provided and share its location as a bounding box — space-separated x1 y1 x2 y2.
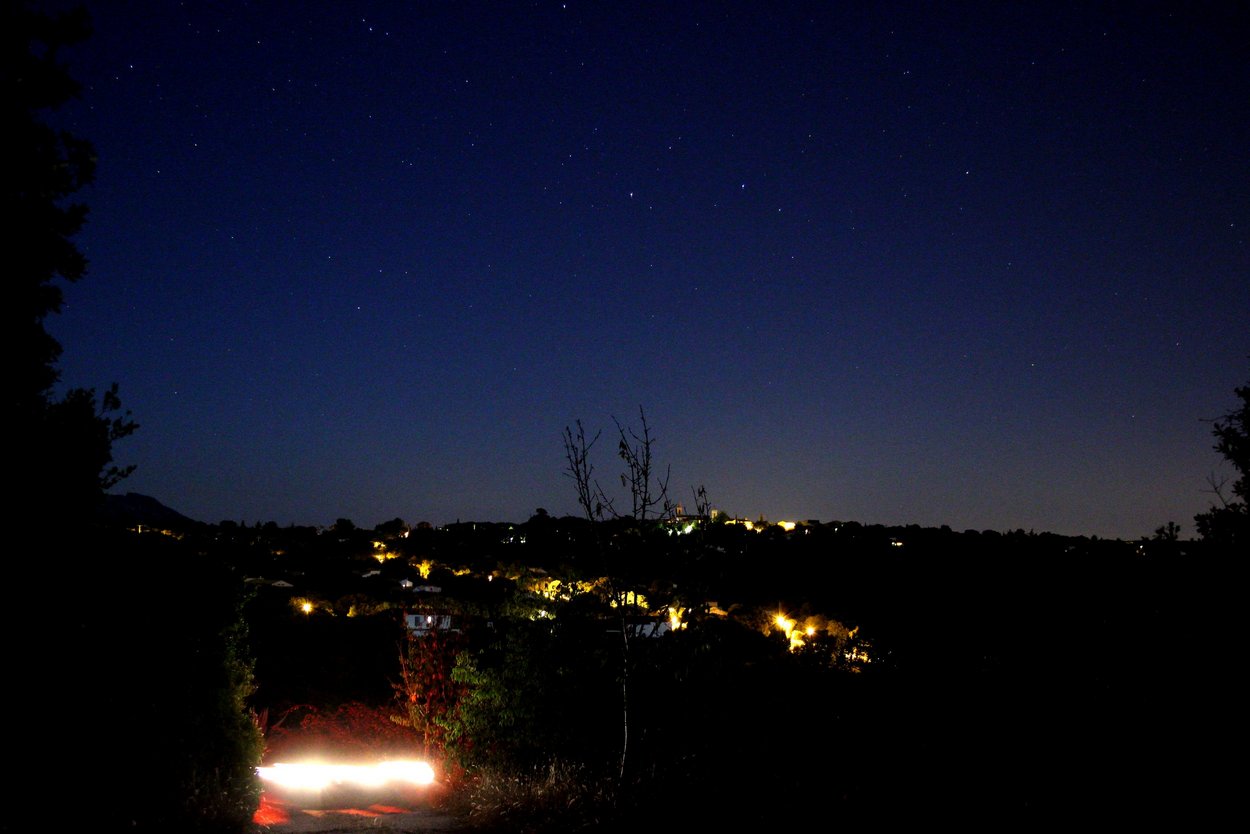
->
612 406 673 524
1203 472 1232 509
561 407 678 784
563 420 607 521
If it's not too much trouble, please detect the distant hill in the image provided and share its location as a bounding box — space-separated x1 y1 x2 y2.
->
97 492 202 531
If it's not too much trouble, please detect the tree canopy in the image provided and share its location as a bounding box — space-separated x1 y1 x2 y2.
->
1195 374 1250 550
7 1 136 524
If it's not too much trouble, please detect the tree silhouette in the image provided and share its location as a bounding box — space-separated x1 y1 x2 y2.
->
1195 373 1249 550
563 406 674 782
8 1 136 525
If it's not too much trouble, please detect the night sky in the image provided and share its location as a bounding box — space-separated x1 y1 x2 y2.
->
47 1 1249 538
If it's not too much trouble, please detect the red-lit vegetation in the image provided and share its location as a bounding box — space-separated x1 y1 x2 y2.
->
393 629 469 756
262 701 425 762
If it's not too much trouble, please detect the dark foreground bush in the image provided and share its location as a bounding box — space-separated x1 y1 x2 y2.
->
36 526 264 832
440 762 616 834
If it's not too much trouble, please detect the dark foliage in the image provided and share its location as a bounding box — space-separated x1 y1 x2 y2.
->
1194 376 1249 550
8 7 264 829
246 599 404 709
7 0 136 527
35 528 264 832
437 613 622 774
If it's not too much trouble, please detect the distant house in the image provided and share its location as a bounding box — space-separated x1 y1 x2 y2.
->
404 612 458 635
607 611 686 639
244 576 295 588
625 619 675 638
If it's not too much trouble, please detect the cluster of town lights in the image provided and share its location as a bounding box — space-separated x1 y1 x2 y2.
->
773 612 871 663
774 613 815 650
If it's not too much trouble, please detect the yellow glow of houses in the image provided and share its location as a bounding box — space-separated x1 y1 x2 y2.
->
610 589 649 609
371 541 402 561
527 577 597 602
773 612 812 650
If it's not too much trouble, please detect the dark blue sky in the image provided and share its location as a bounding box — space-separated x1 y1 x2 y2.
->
48 1 1248 537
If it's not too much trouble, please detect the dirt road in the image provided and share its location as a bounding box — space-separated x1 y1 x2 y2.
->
251 793 471 833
